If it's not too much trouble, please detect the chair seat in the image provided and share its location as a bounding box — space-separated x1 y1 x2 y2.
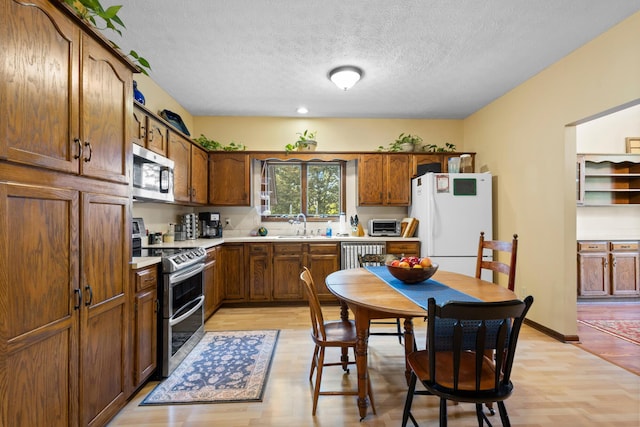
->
314 320 357 345
408 350 498 392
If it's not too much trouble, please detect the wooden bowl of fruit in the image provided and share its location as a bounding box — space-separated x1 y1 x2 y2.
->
385 256 439 284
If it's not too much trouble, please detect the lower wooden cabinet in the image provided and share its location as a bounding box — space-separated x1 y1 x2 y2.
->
578 241 639 297
131 265 158 388
220 244 246 301
248 243 273 301
273 243 305 301
307 243 340 301
204 246 222 318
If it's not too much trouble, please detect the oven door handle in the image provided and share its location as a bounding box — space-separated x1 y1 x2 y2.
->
169 295 204 327
168 262 205 285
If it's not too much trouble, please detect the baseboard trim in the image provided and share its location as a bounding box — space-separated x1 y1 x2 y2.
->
524 318 580 343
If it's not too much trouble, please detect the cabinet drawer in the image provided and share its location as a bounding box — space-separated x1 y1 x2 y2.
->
610 241 639 251
308 243 339 254
274 243 304 255
387 241 420 255
248 243 271 254
577 241 608 252
135 266 158 292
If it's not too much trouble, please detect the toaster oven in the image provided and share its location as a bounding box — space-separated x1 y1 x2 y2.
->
368 219 401 237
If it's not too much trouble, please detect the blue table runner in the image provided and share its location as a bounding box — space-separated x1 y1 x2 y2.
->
366 266 480 310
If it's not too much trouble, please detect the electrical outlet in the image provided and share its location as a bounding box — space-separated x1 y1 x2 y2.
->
225 218 231 226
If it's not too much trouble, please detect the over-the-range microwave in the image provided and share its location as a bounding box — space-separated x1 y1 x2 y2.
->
368 219 401 237
132 143 175 203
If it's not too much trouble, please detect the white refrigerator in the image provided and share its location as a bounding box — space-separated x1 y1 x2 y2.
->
409 173 493 280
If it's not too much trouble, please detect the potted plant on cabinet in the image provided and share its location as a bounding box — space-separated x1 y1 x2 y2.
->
285 130 318 153
378 133 423 152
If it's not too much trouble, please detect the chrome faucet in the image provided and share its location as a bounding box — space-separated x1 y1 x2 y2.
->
296 213 307 235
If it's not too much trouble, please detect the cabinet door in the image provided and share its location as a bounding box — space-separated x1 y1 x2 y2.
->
167 131 191 203
79 35 131 185
611 253 640 295
273 244 304 300
209 153 250 205
358 154 384 205
0 183 79 427
221 244 246 301
385 154 411 205
2 0 80 174
145 116 168 156
412 154 444 176
80 192 130 427
577 253 609 296
133 287 157 387
307 243 340 301
191 144 209 204
203 247 219 319
247 244 272 301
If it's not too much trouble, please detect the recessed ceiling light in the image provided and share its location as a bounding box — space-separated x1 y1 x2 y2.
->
297 106 308 114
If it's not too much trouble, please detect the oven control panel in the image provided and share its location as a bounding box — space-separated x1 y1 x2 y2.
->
162 247 206 272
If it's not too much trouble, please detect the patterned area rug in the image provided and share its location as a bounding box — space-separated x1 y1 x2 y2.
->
578 319 640 345
141 330 279 405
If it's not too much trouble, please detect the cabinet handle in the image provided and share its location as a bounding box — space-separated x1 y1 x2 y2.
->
84 285 93 306
83 141 93 162
148 128 154 142
140 125 146 139
73 138 83 160
192 188 196 198
74 288 82 310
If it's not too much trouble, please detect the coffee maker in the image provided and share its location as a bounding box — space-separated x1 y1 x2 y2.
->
199 212 223 238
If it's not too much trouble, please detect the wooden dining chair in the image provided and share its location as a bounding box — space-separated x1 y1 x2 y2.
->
476 232 518 291
402 295 534 427
299 267 376 416
358 253 404 344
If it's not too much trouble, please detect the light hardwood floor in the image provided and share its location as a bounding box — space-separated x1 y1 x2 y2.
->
109 305 640 427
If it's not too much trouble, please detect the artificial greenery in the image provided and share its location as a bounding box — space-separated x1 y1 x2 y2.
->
62 0 151 75
421 142 457 152
378 133 423 152
193 134 246 151
285 130 318 153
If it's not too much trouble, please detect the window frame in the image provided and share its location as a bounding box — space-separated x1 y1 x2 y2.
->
260 160 346 222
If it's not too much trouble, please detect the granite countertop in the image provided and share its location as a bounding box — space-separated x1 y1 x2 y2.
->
130 235 419 269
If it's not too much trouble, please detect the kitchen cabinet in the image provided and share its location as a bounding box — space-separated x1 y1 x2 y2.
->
220 243 246 301
1 2 136 425
203 246 222 319
610 242 640 296
2 0 132 185
273 243 306 300
358 154 411 206
577 241 639 297
209 152 251 206
133 103 169 156
577 154 640 205
247 243 273 301
168 130 208 205
131 265 158 388
387 241 421 257
411 152 476 176
0 181 131 427
306 243 340 301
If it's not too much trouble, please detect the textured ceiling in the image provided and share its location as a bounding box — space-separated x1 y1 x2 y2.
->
111 1 640 119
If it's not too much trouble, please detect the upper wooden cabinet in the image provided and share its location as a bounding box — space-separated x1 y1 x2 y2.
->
358 154 411 206
1 0 133 185
577 154 640 206
133 104 168 156
168 131 208 205
209 152 251 206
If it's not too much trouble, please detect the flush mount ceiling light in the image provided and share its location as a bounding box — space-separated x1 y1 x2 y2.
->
296 106 308 114
329 66 363 91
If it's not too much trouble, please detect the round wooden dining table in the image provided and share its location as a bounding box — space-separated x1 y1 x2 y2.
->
325 267 518 420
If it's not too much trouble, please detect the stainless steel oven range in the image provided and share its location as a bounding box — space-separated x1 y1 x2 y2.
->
142 246 207 377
